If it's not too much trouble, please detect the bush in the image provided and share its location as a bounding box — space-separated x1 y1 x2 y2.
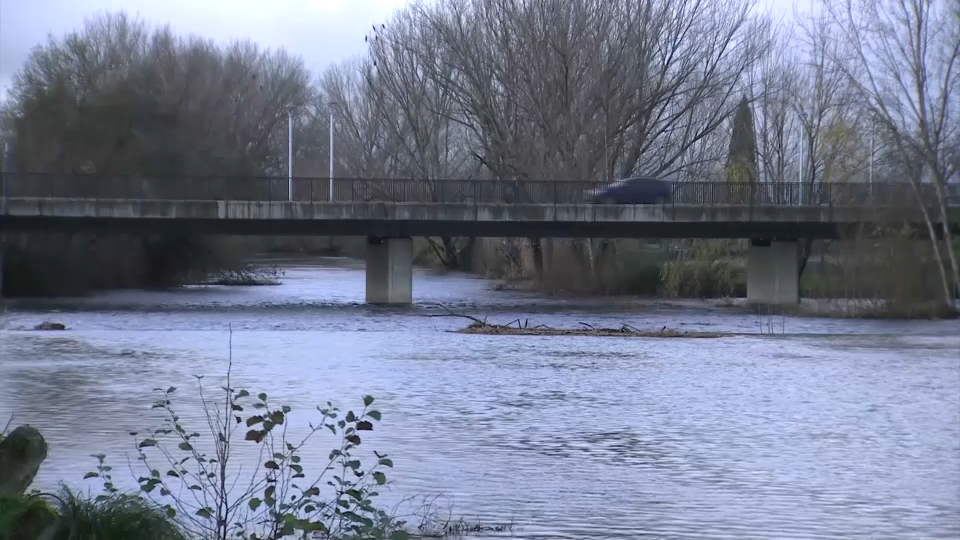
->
84 355 407 540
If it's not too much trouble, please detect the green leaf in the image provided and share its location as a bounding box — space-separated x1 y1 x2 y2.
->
356 421 374 431
390 531 411 540
138 439 157 448
378 458 393 468
373 471 386 485
165 506 176 518
249 498 262 511
345 411 356 422
83 472 98 479
166 470 180 478
363 395 375 406
367 410 382 421
196 508 213 519
268 411 285 425
237 389 250 398
291 464 303 474
264 461 280 470
346 434 361 446
178 442 193 451
166 386 177 394
303 487 320 497
246 415 264 427
258 392 268 402
245 430 264 442
282 405 292 413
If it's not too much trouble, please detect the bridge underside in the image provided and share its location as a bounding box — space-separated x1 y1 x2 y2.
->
1 215 950 240
361 236 803 305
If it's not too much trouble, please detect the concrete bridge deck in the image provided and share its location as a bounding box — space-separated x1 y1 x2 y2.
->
2 198 956 238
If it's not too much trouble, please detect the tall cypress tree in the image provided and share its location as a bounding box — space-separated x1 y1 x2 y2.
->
725 96 758 184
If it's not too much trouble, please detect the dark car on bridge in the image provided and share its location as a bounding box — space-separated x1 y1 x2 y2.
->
590 177 672 204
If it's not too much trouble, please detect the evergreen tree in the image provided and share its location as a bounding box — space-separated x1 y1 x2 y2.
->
725 96 758 184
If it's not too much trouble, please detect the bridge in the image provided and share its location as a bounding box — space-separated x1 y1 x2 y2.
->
1 174 957 305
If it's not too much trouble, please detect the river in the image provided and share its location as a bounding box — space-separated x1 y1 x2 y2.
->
1 257 958 539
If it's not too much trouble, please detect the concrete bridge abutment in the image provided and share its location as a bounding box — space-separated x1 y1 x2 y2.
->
365 236 413 305
747 239 800 305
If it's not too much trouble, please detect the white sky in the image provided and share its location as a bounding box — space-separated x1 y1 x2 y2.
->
0 0 799 101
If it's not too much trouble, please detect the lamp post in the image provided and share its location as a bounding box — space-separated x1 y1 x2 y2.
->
329 102 337 202
869 119 875 195
287 106 294 201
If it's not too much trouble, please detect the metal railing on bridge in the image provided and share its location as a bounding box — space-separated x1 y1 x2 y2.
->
0 173 955 208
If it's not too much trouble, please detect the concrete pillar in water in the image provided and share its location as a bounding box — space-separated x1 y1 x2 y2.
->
747 239 800 305
365 236 413 305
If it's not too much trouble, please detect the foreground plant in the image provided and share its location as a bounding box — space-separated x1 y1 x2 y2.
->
87 362 406 540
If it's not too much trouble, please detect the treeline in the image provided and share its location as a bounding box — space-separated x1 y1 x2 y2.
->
0 14 312 294
1 0 957 312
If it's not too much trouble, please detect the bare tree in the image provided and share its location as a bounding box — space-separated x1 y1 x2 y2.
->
364 7 480 268
822 0 960 306
321 59 402 181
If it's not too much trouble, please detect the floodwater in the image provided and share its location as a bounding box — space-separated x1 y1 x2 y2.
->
1 257 958 539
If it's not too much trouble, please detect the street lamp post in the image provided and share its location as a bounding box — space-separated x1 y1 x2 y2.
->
287 107 294 202
329 102 337 202
869 119 875 196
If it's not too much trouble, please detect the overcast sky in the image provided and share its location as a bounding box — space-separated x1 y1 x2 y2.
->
0 0 799 101
0 0 407 99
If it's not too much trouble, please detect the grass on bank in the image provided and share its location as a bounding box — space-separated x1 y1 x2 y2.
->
0 488 190 540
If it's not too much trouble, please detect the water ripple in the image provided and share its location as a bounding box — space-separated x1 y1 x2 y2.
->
1 258 958 539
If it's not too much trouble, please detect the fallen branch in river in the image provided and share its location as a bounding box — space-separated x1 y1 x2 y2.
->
421 304 725 338
455 320 723 338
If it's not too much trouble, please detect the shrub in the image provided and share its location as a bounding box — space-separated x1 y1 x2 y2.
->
86 359 406 540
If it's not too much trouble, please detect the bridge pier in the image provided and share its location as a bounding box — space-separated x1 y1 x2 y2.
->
747 239 800 305
0 231 4 299
365 236 413 305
